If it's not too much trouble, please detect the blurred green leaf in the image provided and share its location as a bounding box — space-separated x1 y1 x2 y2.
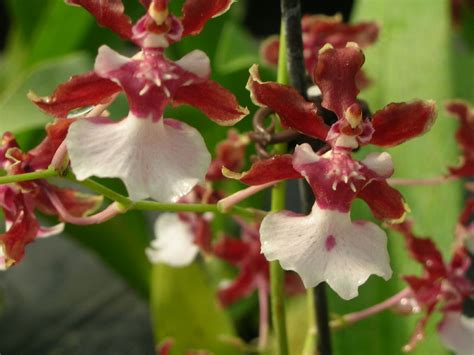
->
214 21 260 75
0 53 91 134
327 1 462 355
25 1 93 66
66 211 151 298
150 262 240 354
6 0 53 42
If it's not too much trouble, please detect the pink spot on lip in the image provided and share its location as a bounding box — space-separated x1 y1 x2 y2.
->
325 235 336 252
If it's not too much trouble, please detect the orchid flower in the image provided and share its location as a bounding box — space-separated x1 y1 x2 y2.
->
226 43 436 299
392 221 474 354
260 14 379 89
0 121 103 268
30 0 248 202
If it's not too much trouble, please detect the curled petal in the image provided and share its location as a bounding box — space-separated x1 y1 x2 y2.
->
246 65 329 140
260 204 392 300
313 43 365 119
173 79 248 126
223 155 302 186
357 180 408 223
27 119 73 170
146 213 199 267
445 100 474 176
438 312 474 355
38 223 65 238
181 0 234 37
206 129 247 181
370 101 437 147
260 35 279 68
28 71 121 118
66 115 211 202
217 265 256 306
0 198 39 266
65 0 133 39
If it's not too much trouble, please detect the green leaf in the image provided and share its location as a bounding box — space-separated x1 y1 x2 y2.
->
0 53 91 134
327 1 462 355
25 1 93 66
66 211 151 298
150 262 240 354
214 21 260 75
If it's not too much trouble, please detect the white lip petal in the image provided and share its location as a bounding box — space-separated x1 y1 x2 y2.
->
66 115 211 202
146 213 199 267
260 204 392 300
438 312 474 355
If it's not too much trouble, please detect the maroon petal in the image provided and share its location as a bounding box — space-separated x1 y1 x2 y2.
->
313 43 365 119
0 194 39 265
206 129 247 182
260 35 279 68
27 119 74 170
445 100 474 176
392 221 447 279
247 65 329 140
223 155 302 186
29 71 121 118
213 236 249 265
65 0 133 39
217 265 256 306
181 0 234 37
459 198 474 226
173 79 248 126
357 180 408 223
370 101 437 147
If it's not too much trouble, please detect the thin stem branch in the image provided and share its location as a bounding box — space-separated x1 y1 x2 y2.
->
331 288 413 330
0 169 263 218
267 13 290 355
0 169 57 184
388 175 459 186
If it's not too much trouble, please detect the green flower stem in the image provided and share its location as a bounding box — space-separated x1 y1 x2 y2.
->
0 169 262 218
268 20 290 355
0 168 57 184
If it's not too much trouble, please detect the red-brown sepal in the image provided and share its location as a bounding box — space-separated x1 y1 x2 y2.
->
29 71 121 118
65 0 133 39
370 101 437 147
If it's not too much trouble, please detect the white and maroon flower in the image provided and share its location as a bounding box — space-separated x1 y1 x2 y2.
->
224 44 436 299
392 221 474 353
31 0 247 202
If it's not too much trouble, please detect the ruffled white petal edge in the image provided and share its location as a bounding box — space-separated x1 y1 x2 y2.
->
146 213 199 267
260 204 392 300
438 312 474 355
66 115 211 202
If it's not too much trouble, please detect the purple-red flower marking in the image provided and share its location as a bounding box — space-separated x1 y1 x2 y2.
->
30 0 247 203
227 43 436 299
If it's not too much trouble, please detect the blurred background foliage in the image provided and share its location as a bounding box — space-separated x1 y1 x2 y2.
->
0 0 473 354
